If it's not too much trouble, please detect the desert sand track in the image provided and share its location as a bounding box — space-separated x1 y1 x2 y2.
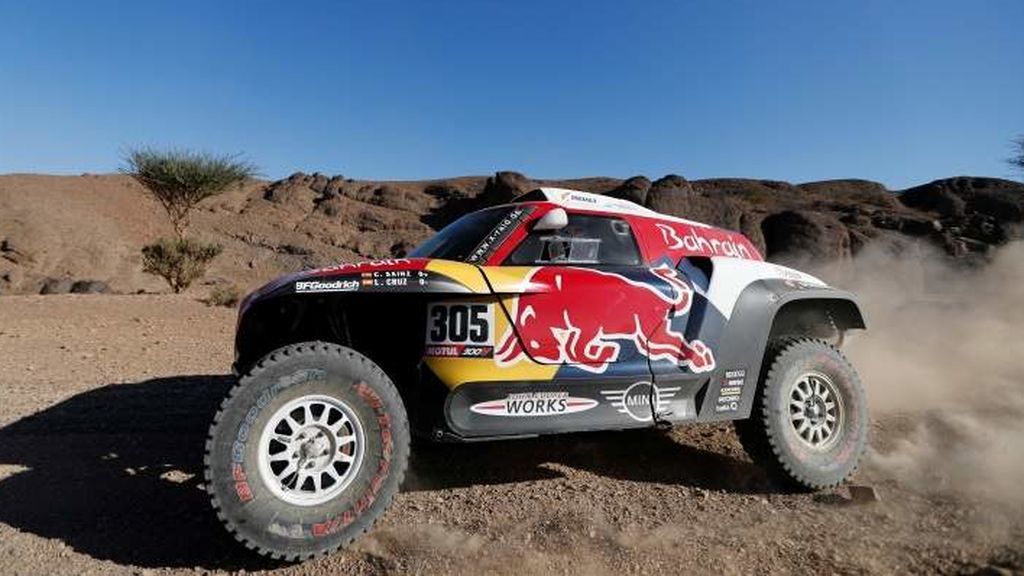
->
0 294 1021 575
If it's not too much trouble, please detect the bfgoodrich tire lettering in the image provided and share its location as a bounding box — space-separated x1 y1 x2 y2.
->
734 338 867 490
205 341 410 560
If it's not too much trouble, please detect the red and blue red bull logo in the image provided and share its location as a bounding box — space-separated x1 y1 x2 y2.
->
495 266 715 374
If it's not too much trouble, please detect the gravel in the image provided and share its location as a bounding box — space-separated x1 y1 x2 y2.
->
0 294 1020 575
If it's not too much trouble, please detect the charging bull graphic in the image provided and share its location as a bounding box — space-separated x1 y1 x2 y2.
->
495 266 715 374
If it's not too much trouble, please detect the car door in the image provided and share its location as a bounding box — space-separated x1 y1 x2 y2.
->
644 255 720 423
479 212 688 425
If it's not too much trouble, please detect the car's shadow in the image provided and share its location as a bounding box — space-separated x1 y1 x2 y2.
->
0 375 775 570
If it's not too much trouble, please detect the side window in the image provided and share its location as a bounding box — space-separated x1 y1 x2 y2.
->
678 256 712 291
505 214 641 266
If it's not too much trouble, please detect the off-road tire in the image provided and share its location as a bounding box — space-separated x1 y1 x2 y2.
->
205 341 410 561
734 338 867 490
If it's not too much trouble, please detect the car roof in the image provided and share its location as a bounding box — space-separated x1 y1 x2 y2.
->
514 187 711 229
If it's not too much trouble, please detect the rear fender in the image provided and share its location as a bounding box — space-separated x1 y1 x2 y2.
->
696 280 865 422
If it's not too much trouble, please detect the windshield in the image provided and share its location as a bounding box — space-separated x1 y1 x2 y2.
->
410 205 533 263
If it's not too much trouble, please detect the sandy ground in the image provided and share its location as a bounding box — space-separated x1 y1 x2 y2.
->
0 294 1022 575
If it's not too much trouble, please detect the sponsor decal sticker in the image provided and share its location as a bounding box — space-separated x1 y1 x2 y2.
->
470 391 598 417
229 369 325 503
568 192 598 204
495 266 715 374
715 368 746 413
426 302 494 357
655 222 756 260
601 381 681 422
316 258 414 273
425 344 494 358
295 279 360 293
360 269 429 289
232 463 254 503
466 206 534 264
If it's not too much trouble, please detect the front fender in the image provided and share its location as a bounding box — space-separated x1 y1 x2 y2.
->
233 258 494 375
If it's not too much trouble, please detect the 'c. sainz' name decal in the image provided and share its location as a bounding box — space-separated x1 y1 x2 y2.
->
470 392 598 417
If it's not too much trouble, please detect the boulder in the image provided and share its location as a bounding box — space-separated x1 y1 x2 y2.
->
899 177 1023 222
263 172 320 209
899 181 967 218
423 183 474 228
799 178 897 204
69 280 111 294
322 176 346 198
424 182 469 202
760 210 851 262
899 177 1024 250
646 174 745 231
478 171 532 207
606 176 651 205
696 178 804 207
40 278 73 295
644 174 695 214
370 185 430 213
308 172 330 194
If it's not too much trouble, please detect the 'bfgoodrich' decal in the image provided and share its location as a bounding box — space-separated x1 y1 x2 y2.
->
470 391 598 417
295 279 361 293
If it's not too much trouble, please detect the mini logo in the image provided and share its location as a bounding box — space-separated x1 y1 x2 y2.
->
601 381 681 422
470 391 598 417
295 279 360 293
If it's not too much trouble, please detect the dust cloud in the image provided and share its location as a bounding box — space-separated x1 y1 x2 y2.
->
824 240 1024 506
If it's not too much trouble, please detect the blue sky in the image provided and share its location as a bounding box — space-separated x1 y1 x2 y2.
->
1 1 1021 188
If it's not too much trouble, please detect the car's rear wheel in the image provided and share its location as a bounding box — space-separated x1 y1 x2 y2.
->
205 341 409 561
734 338 867 490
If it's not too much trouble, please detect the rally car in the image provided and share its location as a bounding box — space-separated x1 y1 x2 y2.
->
205 188 868 560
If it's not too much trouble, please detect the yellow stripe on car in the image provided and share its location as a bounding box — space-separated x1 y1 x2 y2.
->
425 260 491 293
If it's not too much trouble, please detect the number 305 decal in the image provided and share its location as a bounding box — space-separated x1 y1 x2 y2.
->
425 303 495 358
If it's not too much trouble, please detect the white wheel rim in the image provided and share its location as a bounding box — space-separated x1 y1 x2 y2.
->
788 371 844 450
257 394 365 506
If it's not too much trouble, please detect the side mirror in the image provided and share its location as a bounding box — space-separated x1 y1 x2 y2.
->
533 208 568 232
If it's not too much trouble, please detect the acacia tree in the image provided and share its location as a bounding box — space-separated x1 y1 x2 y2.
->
1011 136 1024 180
124 148 256 239
123 148 256 292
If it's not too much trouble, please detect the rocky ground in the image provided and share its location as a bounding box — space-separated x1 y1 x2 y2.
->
2 171 1022 297
0 294 1021 575
1 169 1022 574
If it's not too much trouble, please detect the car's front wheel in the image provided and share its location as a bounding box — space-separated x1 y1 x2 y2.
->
205 341 410 561
734 338 868 490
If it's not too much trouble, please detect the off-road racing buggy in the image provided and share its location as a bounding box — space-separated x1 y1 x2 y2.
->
206 188 868 560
